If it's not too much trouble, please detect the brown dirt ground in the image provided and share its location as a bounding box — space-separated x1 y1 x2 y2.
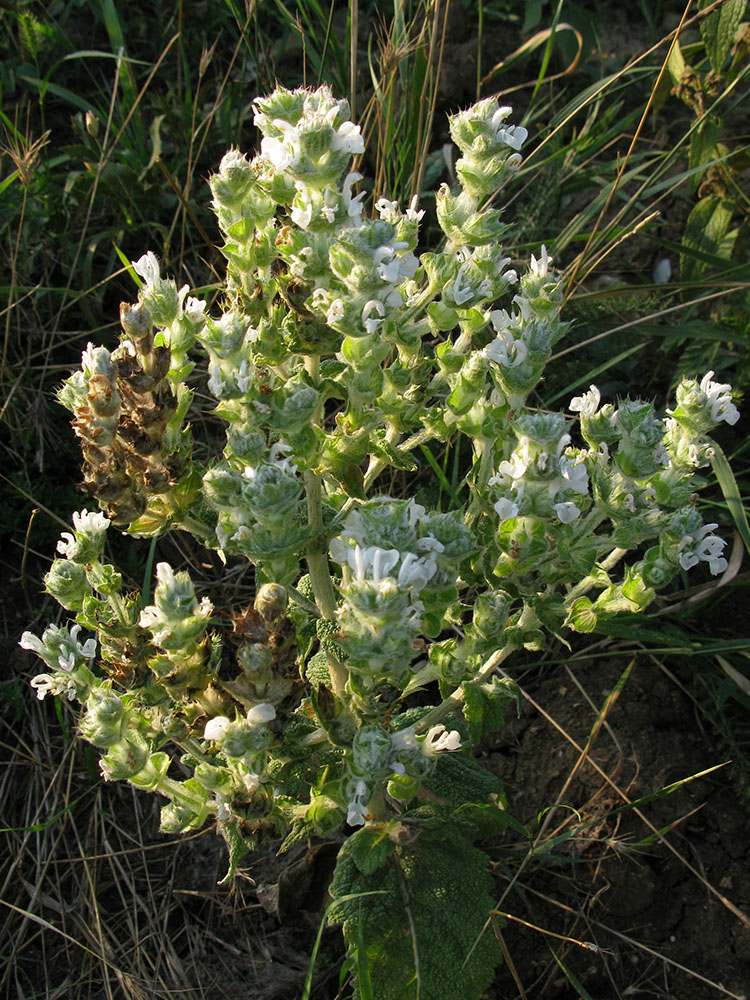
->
481 655 750 1000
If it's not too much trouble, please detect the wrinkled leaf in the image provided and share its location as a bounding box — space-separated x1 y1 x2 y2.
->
700 0 746 74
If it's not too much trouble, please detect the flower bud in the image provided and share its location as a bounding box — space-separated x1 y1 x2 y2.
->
351 726 394 779
79 685 126 748
45 558 92 611
120 301 152 342
254 583 288 622
209 149 256 208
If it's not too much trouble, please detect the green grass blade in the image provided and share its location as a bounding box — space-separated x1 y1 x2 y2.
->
420 444 462 508
710 440 750 556
113 243 142 288
356 915 375 1000
549 947 595 999
301 891 385 1000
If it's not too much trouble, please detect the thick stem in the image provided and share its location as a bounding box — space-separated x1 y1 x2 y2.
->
302 353 349 698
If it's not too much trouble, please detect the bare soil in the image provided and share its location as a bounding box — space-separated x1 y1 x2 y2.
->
483 656 750 1000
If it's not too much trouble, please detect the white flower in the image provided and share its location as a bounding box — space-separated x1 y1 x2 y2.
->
342 171 365 218
247 703 276 725
236 359 253 393
559 457 589 496
208 362 228 398
350 545 400 582
391 727 418 752
30 674 55 700
375 197 400 223
494 497 519 521
529 245 551 277
241 771 261 793
700 371 740 425
406 195 425 222
415 534 445 554
397 552 437 591
269 441 295 468
215 795 232 822
374 246 402 284
332 120 364 155
652 258 671 284
204 716 232 742
266 118 303 169
484 328 528 369
423 725 462 755
398 251 419 279
362 299 385 334
56 532 76 558
327 299 345 325
289 246 313 277
183 296 206 325
553 502 581 523
451 265 474 305
346 779 369 827
569 385 601 417
290 190 313 229
494 450 529 487
132 251 160 287
19 631 45 657
678 523 728 575
491 107 528 150
321 187 338 223
74 509 110 536
329 535 352 565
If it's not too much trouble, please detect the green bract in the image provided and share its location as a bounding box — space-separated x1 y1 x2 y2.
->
21 85 739 1000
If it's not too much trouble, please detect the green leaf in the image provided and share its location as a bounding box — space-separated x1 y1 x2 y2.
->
425 752 506 813
700 0 747 74
462 675 521 743
680 195 734 283
218 819 251 884
348 825 396 875
688 116 722 191
666 37 686 87
373 434 418 473
329 827 503 1000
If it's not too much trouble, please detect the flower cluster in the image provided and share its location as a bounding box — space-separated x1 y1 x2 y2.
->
21 85 740 897
330 498 474 689
342 722 461 826
21 623 97 702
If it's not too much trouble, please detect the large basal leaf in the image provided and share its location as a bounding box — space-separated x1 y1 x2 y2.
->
328 826 502 1000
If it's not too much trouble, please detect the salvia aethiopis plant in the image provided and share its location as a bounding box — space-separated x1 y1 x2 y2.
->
22 86 740 999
